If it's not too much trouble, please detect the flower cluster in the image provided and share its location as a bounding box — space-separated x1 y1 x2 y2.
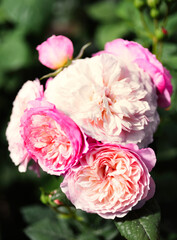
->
6 35 172 219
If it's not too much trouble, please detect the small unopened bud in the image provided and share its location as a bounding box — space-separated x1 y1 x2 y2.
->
162 27 168 35
134 0 145 9
54 199 63 205
155 28 164 40
165 106 171 111
147 0 160 8
40 194 49 204
150 8 159 18
48 191 63 206
36 35 74 70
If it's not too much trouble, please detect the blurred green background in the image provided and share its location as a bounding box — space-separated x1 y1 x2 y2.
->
0 0 177 239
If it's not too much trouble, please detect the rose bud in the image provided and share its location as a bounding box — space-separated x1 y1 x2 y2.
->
36 35 74 70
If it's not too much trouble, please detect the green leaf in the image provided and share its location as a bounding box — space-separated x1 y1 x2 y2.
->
115 0 139 21
22 204 119 240
22 204 75 240
0 30 31 71
1 0 54 34
161 43 177 58
21 205 56 224
0 6 8 23
93 224 118 240
115 198 161 240
42 176 61 192
115 0 154 40
3 75 22 92
0 72 5 89
95 23 130 48
24 218 72 240
168 70 177 112
133 37 152 49
77 233 99 240
163 56 177 71
86 1 117 22
166 14 177 37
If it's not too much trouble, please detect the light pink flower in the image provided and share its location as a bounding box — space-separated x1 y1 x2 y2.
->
94 39 172 108
45 54 159 148
61 143 156 219
6 80 43 172
36 35 74 69
20 99 88 176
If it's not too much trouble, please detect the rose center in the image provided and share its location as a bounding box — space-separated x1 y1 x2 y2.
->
29 114 72 164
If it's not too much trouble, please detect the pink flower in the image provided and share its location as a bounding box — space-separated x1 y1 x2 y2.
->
61 143 156 219
94 39 172 108
45 54 159 148
20 99 88 176
6 80 43 172
36 35 74 69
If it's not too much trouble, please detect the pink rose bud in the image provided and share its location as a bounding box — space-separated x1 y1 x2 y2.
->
6 80 43 172
61 143 156 219
94 39 173 108
36 35 74 70
20 99 88 176
54 199 62 205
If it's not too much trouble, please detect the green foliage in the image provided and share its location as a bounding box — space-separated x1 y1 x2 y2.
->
115 198 161 240
147 0 160 8
22 204 118 240
87 0 156 49
87 0 142 48
86 2 117 22
0 30 31 71
95 23 130 48
1 0 55 34
21 205 56 224
134 0 146 10
25 218 73 240
164 13 177 36
22 198 161 240
0 0 56 89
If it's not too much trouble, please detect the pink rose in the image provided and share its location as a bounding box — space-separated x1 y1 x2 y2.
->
20 99 88 176
36 35 74 69
6 80 43 172
61 143 156 219
45 54 159 148
94 39 173 108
